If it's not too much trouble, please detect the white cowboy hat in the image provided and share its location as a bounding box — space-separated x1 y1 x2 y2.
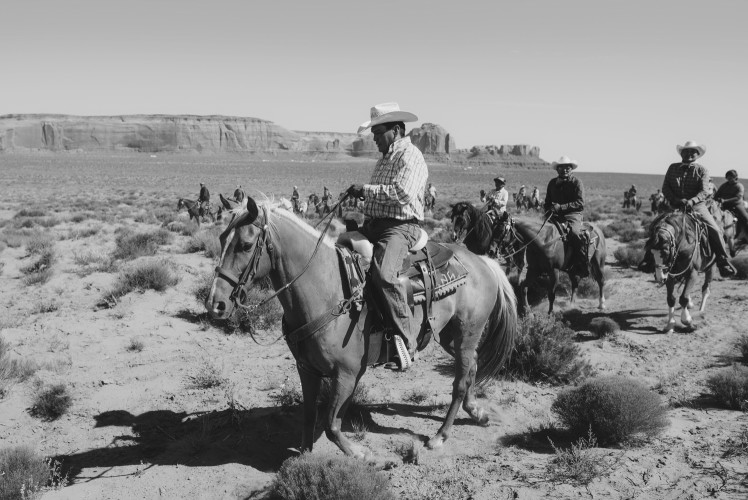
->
552 156 578 170
676 140 706 158
357 102 418 134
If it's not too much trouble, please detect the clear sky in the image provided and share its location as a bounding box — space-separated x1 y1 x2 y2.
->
2 0 747 177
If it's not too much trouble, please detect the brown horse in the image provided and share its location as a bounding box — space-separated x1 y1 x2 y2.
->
643 212 715 334
205 196 517 457
177 198 217 226
495 215 607 314
449 202 500 256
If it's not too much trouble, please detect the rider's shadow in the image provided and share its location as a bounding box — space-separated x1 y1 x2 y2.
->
562 308 665 336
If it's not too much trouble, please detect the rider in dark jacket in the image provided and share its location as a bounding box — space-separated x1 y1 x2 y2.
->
544 156 588 277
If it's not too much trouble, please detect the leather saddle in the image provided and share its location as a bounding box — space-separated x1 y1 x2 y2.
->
336 226 468 365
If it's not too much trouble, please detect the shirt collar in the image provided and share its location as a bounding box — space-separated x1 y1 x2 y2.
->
386 136 412 157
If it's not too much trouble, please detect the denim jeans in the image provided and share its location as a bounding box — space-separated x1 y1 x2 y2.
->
360 218 421 346
692 202 730 258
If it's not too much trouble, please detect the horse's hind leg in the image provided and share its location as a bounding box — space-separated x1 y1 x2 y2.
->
568 273 579 308
590 251 606 310
323 372 364 458
679 272 695 327
664 281 677 334
297 367 321 453
461 351 489 426
427 333 477 450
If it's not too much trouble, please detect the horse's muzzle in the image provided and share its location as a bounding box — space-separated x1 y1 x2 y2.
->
206 298 231 320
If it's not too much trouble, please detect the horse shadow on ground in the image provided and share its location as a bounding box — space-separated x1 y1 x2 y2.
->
562 308 665 336
498 426 585 455
54 398 445 483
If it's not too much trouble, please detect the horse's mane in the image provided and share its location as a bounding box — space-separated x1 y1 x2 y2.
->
221 199 334 249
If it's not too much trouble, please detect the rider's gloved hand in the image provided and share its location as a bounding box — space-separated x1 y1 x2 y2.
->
347 184 365 199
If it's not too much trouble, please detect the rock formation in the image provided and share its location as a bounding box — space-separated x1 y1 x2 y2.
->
0 114 547 167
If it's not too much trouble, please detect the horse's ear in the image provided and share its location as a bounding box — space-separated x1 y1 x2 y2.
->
245 197 259 221
219 194 233 210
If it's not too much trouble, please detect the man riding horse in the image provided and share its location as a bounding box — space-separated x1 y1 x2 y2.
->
715 169 748 238
487 177 509 219
544 156 588 277
291 186 300 214
198 182 210 216
650 140 736 277
347 102 427 371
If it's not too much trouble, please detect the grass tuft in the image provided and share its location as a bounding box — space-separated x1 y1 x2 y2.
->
112 228 172 260
107 259 180 299
614 240 646 269
270 453 395 500
706 365 748 411
0 446 67 499
29 382 72 421
589 317 620 338
546 428 602 485
551 376 669 445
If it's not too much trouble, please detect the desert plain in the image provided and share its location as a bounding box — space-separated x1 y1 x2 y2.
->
1 153 747 499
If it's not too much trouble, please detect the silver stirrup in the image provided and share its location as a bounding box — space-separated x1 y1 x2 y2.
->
393 335 412 371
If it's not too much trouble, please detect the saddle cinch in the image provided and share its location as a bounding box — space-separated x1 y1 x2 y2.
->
336 225 468 366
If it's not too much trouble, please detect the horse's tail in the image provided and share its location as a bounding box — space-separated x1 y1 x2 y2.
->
475 258 518 386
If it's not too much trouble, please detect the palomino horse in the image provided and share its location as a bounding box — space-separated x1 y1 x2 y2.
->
205 196 517 457
643 211 716 334
449 202 500 256
495 215 607 314
177 198 217 226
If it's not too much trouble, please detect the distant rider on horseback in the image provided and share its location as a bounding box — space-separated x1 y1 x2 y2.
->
347 102 427 371
486 177 509 219
291 186 300 213
715 169 748 235
198 182 210 216
544 156 588 277
660 140 735 277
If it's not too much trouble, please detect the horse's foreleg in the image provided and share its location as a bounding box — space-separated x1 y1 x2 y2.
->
680 271 696 327
665 281 677 333
461 350 488 425
297 367 321 453
700 267 713 312
428 334 475 450
518 267 534 316
324 372 363 458
547 269 559 314
569 273 579 308
591 254 606 310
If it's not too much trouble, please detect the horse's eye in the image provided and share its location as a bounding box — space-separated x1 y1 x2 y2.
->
241 242 253 252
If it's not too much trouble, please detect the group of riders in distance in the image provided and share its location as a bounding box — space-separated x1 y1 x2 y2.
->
199 101 748 458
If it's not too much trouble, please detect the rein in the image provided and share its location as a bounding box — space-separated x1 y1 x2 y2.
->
500 212 553 259
213 195 350 344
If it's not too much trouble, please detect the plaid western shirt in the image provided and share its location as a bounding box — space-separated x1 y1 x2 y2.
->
363 137 428 221
662 162 710 205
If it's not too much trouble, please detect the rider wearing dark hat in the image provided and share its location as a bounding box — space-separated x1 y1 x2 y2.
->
661 141 735 277
198 182 210 216
544 156 588 276
715 169 748 236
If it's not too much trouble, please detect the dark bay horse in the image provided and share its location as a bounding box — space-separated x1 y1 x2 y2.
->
449 202 501 256
205 196 517 457
644 212 715 334
177 198 217 226
495 216 607 314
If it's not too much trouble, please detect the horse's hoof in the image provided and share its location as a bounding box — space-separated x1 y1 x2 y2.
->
471 407 490 426
663 328 674 335
426 436 444 450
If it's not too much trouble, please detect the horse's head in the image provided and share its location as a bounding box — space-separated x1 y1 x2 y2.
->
646 217 678 283
177 198 184 210
450 202 473 241
206 197 270 319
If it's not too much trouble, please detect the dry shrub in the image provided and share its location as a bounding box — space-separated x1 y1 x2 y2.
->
270 453 395 500
0 446 62 500
737 335 748 364
614 240 645 268
270 380 303 408
65 226 102 240
25 234 54 256
184 227 222 257
0 229 30 248
732 255 748 280
21 249 55 275
0 338 37 384
108 259 180 298
29 382 72 421
706 365 748 411
503 314 592 384
165 221 199 236
603 220 638 239
546 429 602 486
589 317 620 338
14 208 47 218
187 361 225 389
112 228 172 260
73 248 111 267
551 376 669 445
